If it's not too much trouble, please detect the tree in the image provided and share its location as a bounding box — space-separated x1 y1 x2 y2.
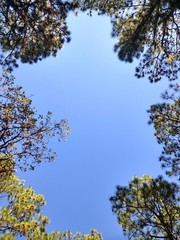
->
0 0 77 70
0 173 102 240
0 71 71 172
0 173 46 237
75 0 180 82
110 175 180 240
148 84 180 179
0 1 179 82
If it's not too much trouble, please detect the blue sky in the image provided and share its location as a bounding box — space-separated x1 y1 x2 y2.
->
14 13 170 240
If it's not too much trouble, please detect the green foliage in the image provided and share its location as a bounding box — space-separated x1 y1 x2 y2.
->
0 0 77 70
0 174 47 237
148 84 180 179
0 155 15 181
0 1 179 82
0 71 71 172
75 0 180 82
0 0 179 81
28 228 103 240
0 173 102 239
110 175 180 240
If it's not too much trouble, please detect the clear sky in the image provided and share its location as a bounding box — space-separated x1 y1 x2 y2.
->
14 12 170 240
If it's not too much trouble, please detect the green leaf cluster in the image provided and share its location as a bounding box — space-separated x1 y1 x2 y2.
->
110 175 180 239
0 0 77 70
148 84 180 178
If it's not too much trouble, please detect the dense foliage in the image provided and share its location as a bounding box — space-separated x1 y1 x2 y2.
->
148 84 180 179
110 175 180 239
75 0 180 82
0 1 179 82
0 0 77 70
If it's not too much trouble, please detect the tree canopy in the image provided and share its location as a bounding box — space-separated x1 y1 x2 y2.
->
0 0 179 82
75 0 180 82
0 0 77 70
148 84 180 179
110 175 180 240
